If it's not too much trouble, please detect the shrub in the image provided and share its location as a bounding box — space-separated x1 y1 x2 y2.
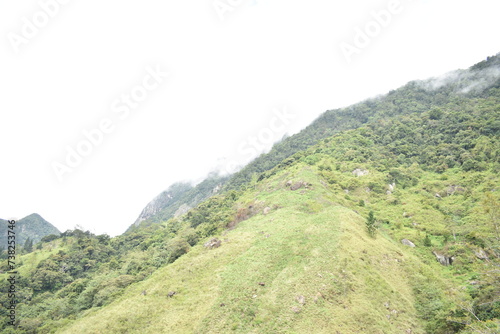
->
366 211 377 237
424 234 432 247
166 238 190 263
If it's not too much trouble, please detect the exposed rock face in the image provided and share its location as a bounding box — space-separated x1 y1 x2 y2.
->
204 238 222 249
352 168 369 177
289 181 309 191
433 252 454 266
133 191 177 226
174 204 192 218
129 175 229 231
474 249 489 260
212 184 222 194
401 239 416 247
263 207 271 215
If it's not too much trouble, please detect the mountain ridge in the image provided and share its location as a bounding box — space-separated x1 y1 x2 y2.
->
129 53 500 234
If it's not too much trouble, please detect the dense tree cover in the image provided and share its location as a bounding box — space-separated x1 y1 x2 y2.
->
253 87 499 185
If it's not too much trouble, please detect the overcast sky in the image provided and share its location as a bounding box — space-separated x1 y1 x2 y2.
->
1 0 499 236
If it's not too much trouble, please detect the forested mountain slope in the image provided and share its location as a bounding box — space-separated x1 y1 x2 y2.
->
131 54 500 232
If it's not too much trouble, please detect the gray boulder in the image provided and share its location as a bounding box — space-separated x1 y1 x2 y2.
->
401 239 416 247
433 252 454 266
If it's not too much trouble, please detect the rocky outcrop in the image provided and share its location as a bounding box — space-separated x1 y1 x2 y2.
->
129 175 229 231
352 168 369 177
133 190 179 226
474 249 489 260
204 238 222 249
433 252 454 266
287 181 310 191
401 239 416 247
212 183 222 194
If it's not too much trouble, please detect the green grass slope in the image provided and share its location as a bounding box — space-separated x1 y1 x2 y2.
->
58 167 461 334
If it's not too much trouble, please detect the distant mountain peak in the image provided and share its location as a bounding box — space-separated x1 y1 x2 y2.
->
0 213 60 245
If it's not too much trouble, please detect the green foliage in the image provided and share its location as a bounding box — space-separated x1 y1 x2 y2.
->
483 192 500 241
423 234 432 247
165 238 190 263
429 107 444 120
366 211 377 237
40 234 59 243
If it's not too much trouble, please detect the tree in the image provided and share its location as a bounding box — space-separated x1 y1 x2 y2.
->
423 234 432 247
429 107 444 120
366 211 377 237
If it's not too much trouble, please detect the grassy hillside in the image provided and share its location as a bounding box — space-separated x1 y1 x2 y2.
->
57 159 498 333
59 168 432 333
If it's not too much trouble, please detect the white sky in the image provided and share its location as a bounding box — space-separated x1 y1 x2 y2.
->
1 0 499 236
